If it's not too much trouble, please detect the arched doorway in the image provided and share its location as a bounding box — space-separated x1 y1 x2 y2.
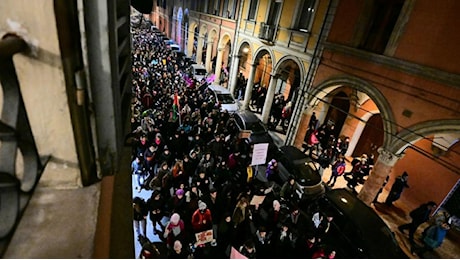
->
270 58 302 131
183 9 189 54
352 113 383 158
176 7 183 46
205 29 217 72
324 91 350 138
213 33 232 86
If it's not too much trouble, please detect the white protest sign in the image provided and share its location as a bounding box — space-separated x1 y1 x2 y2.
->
251 143 269 166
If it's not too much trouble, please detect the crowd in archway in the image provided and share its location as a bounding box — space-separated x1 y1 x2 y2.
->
129 19 344 259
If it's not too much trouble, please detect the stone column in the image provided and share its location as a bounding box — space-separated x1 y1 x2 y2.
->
186 28 194 57
261 74 279 124
242 62 257 110
358 148 403 205
196 35 204 65
205 40 214 72
229 54 241 96
213 48 224 84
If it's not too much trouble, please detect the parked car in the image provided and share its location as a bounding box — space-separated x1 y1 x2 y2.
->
227 110 277 164
228 110 274 144
190 64 207 83
312 188 407 258
170 44 181 52
206 84 239 113
273 145 325 197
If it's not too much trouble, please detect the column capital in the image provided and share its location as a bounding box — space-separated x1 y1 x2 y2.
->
377 147 404 166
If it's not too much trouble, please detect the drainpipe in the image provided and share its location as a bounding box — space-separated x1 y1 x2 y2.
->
53 0 98 186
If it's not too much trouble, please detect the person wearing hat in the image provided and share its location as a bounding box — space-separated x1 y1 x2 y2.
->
164 213 186 249
158 145 174 168
166 188 187 218
191 200 213 234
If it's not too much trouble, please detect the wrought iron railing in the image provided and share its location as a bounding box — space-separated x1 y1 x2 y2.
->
0 34 43 239
258 22 276 42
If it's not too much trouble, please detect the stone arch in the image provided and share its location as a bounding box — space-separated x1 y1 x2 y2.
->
182 8 189 52
308 75 396 149
235 40 253 79
273 56 305 102
213 33 233 84
347 109 380 157
172 6 178 40
196 24 208 65
186 21 198 58
252 46 275 65
176 7 183 46
391 119 460 155
205 29 218 72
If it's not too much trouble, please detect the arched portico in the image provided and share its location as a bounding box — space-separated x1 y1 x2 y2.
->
229 40 252 96
359 119 460 205
261 56 304 125
241 47 275 110
205 29 217 72
294 76 396 149
186 22 198 58
213 33 232 85
196 24 208 65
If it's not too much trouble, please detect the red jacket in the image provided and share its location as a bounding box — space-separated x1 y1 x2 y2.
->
191 209 213 232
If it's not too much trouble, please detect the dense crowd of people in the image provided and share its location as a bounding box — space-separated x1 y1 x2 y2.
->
128 18 456 259
129 19 340 259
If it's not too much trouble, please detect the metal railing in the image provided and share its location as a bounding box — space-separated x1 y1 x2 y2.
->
258 22 276 42
0 34 43 239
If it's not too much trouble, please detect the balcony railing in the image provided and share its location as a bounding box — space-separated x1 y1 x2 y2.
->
258 22 276 42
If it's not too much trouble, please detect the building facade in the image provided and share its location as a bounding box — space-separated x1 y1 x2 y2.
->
154 0 460 213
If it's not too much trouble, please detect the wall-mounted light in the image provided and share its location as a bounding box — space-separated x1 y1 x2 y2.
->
242 47 249 53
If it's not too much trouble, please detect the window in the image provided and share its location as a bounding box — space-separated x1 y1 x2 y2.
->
266 0 282 26
207 0 221 15
207 0 215 14
223 0 236 19
359 0 404 54
296 0 316 32
248 0 258 20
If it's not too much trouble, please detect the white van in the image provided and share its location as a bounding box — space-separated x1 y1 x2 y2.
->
207 85 239 113
190 64 207 83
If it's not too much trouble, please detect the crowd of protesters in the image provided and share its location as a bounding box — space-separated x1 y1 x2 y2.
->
129 19 340 259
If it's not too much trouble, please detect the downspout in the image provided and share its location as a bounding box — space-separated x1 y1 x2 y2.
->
53 0 98 186
285 0 338 145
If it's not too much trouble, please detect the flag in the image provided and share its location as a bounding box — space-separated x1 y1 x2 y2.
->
206 74 216 84
172 92 179 121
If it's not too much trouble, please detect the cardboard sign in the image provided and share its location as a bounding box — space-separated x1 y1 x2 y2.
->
195 229 213 245
250 195 266 206
239 130 252 139
230 247 248 259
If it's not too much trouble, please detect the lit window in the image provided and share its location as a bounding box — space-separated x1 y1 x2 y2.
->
297 0 316 32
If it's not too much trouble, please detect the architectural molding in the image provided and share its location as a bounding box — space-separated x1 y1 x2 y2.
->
391 119 460 155
310 75 397 149
324 42 460 89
